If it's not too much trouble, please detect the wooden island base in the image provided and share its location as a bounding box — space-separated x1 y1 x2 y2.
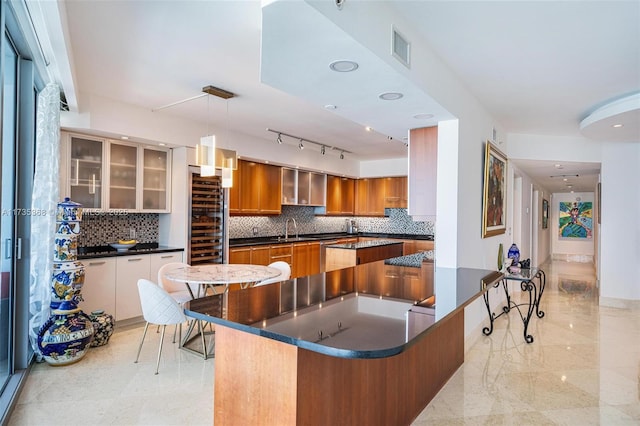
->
213 309 464 426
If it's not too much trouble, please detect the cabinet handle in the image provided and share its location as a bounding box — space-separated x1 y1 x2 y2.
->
89 261 106 266
160 255 174 259
128 258 143 262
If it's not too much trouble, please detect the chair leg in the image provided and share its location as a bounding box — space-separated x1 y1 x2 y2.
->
172 324 178 343
135 322 150 364
155 324 166 375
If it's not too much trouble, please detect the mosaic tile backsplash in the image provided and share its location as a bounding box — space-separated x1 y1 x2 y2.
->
79 213 159 247
79 208 433 248
229 206 434 239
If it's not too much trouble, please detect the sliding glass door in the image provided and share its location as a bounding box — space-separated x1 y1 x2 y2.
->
0 30 18 393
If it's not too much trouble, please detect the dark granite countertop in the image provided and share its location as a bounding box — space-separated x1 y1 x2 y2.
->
230 232 434 247
77 243 184 259
325 239 404 250
185 254 500 360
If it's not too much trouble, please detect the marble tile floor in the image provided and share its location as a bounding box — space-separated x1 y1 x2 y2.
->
8 260 640 425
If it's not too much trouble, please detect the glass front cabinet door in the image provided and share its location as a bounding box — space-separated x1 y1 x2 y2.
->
141 147 170 211
108 142 138 210
65 134 105 210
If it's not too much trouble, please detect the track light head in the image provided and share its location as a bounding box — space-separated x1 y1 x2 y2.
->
321 145 326 155
276 133 283 144
340 151 344 160
298 139 304 150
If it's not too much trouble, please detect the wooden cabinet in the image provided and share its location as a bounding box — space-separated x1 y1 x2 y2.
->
231 160 282 215
408 126 437 219
325 175 355 215
384 176 408 208
229 245 270 265
292 241 320 278
60 132 171 212
270 244 292 266
355 178 386 216
81 258 116 315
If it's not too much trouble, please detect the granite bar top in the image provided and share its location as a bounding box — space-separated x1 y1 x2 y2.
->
185 254 501 359
324 239 404 250
77 243 184 259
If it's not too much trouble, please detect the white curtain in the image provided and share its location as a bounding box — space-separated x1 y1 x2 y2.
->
28 83 60 355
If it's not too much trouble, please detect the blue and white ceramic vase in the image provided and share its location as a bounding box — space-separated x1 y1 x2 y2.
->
37 300 94 366
38 198 94 365
507 243 520 267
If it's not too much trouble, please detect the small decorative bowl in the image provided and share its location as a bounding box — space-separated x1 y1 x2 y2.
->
109 241 137 252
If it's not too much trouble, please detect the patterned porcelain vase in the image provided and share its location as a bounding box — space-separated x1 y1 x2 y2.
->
89 310 115 347
37 300 94 366
38 198 95 366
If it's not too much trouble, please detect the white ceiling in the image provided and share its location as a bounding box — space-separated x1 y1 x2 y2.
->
42 0 639 194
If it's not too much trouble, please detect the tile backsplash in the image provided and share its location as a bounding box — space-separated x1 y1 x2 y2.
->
79 212 159 247
229 206 434 239
79 208 434 248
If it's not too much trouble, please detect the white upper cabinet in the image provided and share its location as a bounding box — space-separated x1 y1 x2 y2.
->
61 132 171 212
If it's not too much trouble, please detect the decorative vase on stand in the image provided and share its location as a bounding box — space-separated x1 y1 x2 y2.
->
37 198 94 366
507 243 520 267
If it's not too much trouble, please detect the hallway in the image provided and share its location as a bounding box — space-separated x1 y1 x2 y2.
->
8 260 640 425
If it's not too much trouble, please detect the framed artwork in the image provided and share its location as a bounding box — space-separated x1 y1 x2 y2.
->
482 141 507 238
559 201 593 239
542 199 549 229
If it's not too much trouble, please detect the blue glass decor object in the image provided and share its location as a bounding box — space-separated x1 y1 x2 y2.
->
507 243 520 267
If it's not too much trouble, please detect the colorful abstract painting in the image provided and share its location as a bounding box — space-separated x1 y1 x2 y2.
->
559 201 593 239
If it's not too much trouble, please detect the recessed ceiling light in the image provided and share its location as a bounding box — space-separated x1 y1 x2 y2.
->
365 126 373 132
324 104 337 110
121 136 129 140
158 143 166 146
413 113 434 120
555 164 563 169
612 123 624 128
378 92 403 101
329 60 359 72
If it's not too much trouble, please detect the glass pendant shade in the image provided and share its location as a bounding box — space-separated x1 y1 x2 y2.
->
197 135 216 177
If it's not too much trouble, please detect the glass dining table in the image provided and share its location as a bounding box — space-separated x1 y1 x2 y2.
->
163 263 283 359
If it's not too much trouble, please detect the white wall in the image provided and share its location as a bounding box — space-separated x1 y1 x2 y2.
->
551 192 595 259
599 141 640 307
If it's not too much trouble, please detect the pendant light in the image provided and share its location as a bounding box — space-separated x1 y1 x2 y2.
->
198 94 216 177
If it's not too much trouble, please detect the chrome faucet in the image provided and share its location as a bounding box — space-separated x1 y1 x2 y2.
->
285 217 298 240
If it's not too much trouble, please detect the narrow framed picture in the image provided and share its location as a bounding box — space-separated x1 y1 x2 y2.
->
542 199 549 229
482 141 507 238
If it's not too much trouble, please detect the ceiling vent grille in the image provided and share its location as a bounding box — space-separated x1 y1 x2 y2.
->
392 26 410 68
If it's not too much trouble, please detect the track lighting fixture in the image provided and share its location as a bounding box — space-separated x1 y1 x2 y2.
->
265 128 352 158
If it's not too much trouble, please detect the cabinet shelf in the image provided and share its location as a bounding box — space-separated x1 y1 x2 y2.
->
72 158 102 164
110 185 136 190
144 166 167 172
143 187 166 192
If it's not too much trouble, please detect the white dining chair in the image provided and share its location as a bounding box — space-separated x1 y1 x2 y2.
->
255 261 291 286
134 278 187 374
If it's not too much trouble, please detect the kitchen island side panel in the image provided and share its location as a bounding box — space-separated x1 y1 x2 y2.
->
213 309 464 425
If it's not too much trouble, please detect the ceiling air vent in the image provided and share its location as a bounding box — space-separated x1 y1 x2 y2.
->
392 26 410 68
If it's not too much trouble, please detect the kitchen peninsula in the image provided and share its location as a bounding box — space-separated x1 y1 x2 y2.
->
185 254 501 425
324 239 404 271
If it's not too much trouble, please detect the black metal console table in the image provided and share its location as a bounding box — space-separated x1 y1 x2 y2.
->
482 268 546 343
